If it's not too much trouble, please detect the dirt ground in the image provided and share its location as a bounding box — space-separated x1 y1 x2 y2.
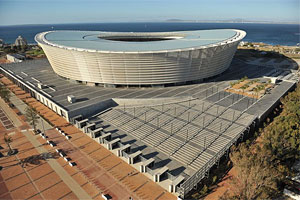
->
204 168 237 200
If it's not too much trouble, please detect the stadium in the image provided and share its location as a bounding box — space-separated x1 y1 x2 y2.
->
0 29 297 199
35 29 246 87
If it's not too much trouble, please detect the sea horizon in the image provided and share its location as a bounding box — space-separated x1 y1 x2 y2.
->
0 22 299 46
1 20 299 27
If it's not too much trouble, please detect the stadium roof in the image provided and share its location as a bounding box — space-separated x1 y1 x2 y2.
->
36 29 243 53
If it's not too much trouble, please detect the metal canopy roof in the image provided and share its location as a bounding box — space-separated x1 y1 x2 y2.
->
37 29 242 53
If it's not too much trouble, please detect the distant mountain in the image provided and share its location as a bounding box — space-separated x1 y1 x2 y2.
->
165 19 187 22
165 18 299 24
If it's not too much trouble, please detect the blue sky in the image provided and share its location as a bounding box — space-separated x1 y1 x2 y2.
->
0 0 299 25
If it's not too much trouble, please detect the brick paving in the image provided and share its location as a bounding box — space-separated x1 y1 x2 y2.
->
0 124 80 199
1 75 176 200
0 108 14 129
0 80 100 200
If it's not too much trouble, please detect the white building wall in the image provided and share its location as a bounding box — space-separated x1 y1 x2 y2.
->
37 30 246 86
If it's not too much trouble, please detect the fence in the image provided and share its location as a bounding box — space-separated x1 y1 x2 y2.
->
177 118 256 198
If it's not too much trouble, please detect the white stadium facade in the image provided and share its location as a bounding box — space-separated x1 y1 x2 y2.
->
35 29 246 87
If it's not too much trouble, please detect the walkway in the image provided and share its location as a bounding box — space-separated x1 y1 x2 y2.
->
0 85 96 199
0 97 22 128
0 111 91 199
1 76 176 200
22 130 91 199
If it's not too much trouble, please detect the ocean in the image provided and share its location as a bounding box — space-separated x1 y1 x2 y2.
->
0 22 299 46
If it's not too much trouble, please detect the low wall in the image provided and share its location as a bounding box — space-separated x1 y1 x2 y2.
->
257 81 296 122
68 99 118 120
112 96 193 107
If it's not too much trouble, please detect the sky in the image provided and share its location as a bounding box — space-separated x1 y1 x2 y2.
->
0 0 299 26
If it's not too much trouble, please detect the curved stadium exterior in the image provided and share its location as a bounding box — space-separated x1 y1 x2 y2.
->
35 29 246 87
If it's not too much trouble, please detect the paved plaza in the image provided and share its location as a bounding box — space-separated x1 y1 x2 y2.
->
0 93 94 199
0 76 176 200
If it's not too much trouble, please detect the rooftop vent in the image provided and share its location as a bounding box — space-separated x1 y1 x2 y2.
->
67 95 76 103
270 77 278 84
37 82 45 89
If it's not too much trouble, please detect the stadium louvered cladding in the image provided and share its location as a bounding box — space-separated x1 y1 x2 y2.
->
35 29 246 87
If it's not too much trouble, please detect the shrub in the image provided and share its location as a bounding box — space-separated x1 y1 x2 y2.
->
212 176 217 184
200 185 208 195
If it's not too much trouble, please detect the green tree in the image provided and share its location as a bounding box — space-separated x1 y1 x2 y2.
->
240 85 247 94
262 115 300 163
261 84 300 164
222 82 300 200
261 89 300 164
4 133 13 156
25 107 39 134
0 85 11 103
230 82 235 87
253 87 259 98
224 144 283 199
200 185 208 196
212 175 217 184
